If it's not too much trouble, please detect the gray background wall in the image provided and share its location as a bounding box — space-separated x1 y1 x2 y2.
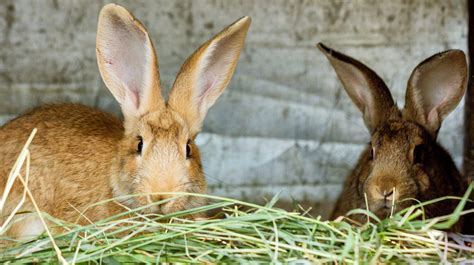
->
0 0 467 218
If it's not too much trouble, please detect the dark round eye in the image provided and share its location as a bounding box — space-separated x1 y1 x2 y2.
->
186 140 192 159
413 144 426 164
137 136 143 155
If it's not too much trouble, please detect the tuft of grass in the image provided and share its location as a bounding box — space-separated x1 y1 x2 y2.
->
1 130 473 264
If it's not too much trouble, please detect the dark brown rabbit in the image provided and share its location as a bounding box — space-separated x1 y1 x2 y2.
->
318 43 472 232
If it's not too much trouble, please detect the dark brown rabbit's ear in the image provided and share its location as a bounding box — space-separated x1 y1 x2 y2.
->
317 43 396 133
404 50 467 137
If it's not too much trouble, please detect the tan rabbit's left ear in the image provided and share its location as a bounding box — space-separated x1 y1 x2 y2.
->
167 16 251 136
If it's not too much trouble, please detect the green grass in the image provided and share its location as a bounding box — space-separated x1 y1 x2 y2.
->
1 188 473 264
1 129 474 264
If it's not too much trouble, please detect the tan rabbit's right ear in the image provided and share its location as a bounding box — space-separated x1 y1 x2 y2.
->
318 43 396 133
167 17 251 136
96 4 164 120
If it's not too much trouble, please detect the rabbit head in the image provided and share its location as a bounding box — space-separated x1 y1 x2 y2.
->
96 4 250 214
318 43 467 220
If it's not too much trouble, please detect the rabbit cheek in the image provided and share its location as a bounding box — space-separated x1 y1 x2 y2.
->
110 155 140 206
413 167 430 194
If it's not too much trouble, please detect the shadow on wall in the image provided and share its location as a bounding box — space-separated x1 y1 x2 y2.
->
0 0 467 218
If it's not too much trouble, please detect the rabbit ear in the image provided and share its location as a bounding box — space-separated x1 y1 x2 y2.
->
404 50 467 137
96 4 164 120
318 43 396 133
167 17 251 136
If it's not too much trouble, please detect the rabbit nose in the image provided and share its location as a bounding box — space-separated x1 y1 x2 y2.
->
150 194 163 202
149 194 173 203
370 185 396 201
382 189 394 201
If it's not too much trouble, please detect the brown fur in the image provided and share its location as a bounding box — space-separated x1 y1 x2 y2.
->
318 43 472 232
0 4 250 239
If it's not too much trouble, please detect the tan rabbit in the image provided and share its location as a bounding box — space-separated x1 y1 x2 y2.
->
0 4 250 239
318 43 472 232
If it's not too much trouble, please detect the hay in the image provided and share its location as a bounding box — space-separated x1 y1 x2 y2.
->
1 130 473 264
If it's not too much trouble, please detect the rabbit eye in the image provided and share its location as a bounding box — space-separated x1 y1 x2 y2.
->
413 144 425 164
186 140 192 159
137 136 143 155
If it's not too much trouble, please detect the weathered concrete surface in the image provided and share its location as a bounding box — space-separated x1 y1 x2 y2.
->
0 0 467 218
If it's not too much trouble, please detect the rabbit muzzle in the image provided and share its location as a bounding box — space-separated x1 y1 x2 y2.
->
363 170 418 218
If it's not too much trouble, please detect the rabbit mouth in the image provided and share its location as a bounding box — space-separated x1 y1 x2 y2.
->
370 201 397 217
371 199 415 219
160 195 206 215
138 194 206 216
365 206 395 222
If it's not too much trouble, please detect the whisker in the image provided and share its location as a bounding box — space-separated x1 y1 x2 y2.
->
204 172 224 184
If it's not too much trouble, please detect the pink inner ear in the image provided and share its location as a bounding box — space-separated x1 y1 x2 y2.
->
197 75 218 106
355 86 368 109
194 37 236 111
101 15 150 109
426 108 440 134
332 59 373 112
126 86 140 108
417 72 448 116
415 53 465 119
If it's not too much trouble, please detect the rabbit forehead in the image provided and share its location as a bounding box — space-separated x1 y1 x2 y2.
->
372 120 426 152
136 109 190 141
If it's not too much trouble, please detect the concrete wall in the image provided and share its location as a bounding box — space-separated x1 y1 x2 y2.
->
0 0 467 217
